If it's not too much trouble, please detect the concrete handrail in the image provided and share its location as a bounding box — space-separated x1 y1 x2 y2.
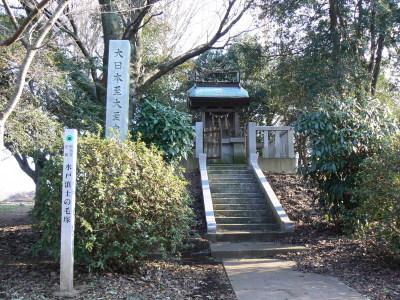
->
255 126 293 131
199 153 216 233
249 153 294 232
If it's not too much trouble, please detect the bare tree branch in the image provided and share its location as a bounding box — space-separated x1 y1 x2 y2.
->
0 0 53 47
210 26 259 50
23 1 102 98
136 0 252 95
123 10 162 39
66 14 99 83
0 3 24 9
0 0 72 150
2 0 20 31
1 0 30 48
11 149 36 181
122 4 151 40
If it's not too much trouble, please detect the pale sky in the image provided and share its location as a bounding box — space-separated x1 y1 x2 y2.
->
164 0 257 53
0 151 35 200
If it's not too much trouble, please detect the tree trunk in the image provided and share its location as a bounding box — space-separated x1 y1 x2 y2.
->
328 0 343 93
12 152 36 182
98 0 123 111
32 158 46 210
329 0 340 53
371 34 384 96
296 134 308 170
367 8 377 74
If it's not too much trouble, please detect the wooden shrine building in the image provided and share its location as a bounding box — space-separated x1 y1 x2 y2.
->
188 72 250 164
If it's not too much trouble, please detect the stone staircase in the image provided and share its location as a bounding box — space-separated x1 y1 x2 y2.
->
206 164 306 257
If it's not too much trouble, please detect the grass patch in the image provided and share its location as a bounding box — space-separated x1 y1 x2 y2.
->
0 202 33 213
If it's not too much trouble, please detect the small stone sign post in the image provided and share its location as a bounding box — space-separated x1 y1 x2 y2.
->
105 40 131 140
59 129 78 295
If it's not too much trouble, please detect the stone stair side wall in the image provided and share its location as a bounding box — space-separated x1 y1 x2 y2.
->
249 155 294 232
247 123 294 232
199 153 216 233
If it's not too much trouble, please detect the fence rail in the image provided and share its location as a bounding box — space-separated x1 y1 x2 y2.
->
248 123 295 159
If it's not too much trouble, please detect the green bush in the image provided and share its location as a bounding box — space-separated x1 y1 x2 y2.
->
132 100 195 163
355 135 400 255
294 97 397 219
32 134 193 272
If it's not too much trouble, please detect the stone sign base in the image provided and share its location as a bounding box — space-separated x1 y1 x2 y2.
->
54 289 80 298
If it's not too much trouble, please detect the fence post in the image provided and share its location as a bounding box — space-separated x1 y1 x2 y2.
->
288 128 295 158
247 122 256 162
262 130 269 158
195 122 203 158
274 130 281 158
280 131 288 157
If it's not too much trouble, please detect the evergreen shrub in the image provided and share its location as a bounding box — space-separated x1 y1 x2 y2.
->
132 100 195 163
294 97 397 220
32 134 193 272
355 135 400 255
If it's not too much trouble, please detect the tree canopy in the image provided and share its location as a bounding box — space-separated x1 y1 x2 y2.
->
0 0 254 187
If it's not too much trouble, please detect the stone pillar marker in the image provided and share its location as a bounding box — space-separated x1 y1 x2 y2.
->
195 122 203 158
59 129 78 296
105 40 131 140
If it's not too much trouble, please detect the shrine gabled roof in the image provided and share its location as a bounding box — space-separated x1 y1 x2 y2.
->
188 85 249 99
187 81 250 110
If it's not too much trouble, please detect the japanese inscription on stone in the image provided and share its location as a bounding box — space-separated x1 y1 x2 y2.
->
105 40 131 140
60 129 78 293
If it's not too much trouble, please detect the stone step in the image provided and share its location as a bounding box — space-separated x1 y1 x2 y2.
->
209 177 256 183
207 169 253 175
211 186 261 193
214 209 272 218
210 242 308 259
214 203 269 210
212 192 264 199
212 197 266 204
208 172 254 177
207 231 294 242
210 182 259 188
209 174 255 178
205 165 292 245
215 216 271 224
217 223 280 231
207 164 248 169
208 165 249 169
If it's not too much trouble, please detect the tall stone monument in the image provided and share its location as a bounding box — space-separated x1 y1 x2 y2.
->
105 40 131 140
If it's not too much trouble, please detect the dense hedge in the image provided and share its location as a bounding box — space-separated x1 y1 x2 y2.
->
355 135 400 255
32 134 193 271
294 97 397 219
132 100 195 163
